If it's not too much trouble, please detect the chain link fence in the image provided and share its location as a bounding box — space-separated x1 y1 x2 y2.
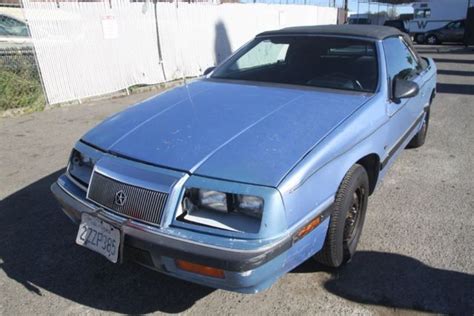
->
0 46 45 111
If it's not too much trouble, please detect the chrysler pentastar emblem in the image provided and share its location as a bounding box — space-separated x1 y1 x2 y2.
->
114 190 127 206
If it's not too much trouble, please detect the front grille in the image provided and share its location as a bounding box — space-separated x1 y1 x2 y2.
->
87 172 168 226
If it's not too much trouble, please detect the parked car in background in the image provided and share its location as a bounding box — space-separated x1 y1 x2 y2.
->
347 12 391 26
409 0 470 44
52 25 437 293
384 20 409 34
424 19 466 44
347 17 371 25
0 14 31 49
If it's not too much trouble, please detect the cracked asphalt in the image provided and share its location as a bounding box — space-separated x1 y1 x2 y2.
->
1 45 473 315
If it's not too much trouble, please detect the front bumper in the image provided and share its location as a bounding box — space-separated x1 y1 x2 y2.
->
51 174 306 293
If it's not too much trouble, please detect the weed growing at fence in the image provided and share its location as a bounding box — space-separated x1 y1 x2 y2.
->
0 48 45 112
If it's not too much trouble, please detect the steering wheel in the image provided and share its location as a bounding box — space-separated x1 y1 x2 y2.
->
326 72 364 91
308 72 364 91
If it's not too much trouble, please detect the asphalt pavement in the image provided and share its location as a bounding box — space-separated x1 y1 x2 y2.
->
0 45 473 315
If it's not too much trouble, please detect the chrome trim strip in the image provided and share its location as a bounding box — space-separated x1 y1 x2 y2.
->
381 111 425 169
57 179 98 211
66 172 88 192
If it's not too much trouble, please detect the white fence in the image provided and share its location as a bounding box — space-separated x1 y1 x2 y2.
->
21 1 337 104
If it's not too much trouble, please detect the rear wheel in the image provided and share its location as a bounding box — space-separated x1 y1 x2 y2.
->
415 34 425 44
315 164 369 268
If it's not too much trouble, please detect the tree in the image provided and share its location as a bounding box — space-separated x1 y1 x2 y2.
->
387 6 398 19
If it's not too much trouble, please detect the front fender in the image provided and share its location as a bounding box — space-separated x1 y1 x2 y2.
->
278 95 388 226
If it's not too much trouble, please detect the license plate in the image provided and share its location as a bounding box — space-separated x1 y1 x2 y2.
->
76 213 120 263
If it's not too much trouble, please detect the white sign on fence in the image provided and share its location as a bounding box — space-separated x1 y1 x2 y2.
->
101 15 119 40
21 1 337 105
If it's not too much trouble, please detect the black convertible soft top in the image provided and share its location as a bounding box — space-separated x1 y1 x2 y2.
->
257 25 404 41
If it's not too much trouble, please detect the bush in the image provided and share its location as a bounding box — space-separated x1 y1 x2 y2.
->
0 48 45 111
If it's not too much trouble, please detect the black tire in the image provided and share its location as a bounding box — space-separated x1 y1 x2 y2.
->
315 164 369 268
426 34 439 45
415 34 425 44
407 107 430 148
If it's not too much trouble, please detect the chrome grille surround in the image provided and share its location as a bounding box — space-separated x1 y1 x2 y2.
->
87 171 169 226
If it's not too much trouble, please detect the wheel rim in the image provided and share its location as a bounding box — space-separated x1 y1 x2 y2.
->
427 36 436 44
343 186 365 245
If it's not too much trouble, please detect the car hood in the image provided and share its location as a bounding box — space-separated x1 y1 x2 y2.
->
82 80 372 187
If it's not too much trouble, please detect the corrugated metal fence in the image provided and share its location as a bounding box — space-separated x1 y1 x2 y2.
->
20 1 337 105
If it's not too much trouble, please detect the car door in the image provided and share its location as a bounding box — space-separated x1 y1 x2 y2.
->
456 21 466 42
382 37 426 166
441 21 464 42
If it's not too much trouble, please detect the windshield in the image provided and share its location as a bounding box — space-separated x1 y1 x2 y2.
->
211 36 378 93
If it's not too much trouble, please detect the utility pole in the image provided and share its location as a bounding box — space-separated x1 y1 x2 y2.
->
377 1 380 25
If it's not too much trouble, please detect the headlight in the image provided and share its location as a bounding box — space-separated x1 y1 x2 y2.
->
68 149 94 186
199 190 228 213
236 195 264 219
183 188 264 219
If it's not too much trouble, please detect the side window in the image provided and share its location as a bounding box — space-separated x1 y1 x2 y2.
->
415 9 431 18
447 21 460 29
0 25 11 36
383 37 419 80
0 16 28 37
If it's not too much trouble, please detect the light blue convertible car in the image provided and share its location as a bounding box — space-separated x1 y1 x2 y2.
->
51 25 437 293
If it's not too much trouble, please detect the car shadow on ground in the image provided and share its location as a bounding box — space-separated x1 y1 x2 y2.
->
293 251 473 314
436 83 474 95
437 69 474 77
433 58 474 64
416 45 473 55
0 170 213 314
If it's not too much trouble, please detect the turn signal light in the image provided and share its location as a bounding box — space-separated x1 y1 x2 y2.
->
293 216 321 242
175 259 225 279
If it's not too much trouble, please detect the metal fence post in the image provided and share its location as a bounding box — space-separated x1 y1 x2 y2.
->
20 0 50 108
153 0 167 81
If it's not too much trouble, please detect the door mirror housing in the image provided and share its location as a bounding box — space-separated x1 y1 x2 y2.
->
203 67 215 76
393 78 419 100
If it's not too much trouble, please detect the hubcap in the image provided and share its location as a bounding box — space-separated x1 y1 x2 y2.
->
428 37 436 44
343 187 365 244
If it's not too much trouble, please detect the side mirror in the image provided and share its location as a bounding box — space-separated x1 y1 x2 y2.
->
203 67 215 76
393 78 419 100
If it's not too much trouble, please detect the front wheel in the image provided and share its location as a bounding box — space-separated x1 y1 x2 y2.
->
426 34 439 45
407 107 430 148
314 164 369 268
